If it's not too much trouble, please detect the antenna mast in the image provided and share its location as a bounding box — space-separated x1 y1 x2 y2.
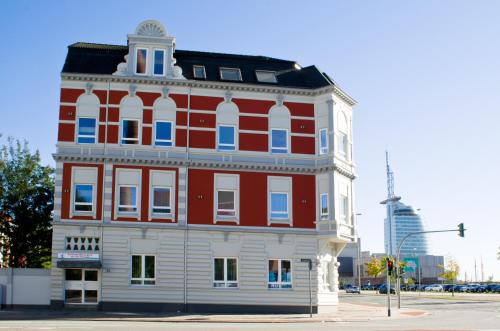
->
386 151 395 199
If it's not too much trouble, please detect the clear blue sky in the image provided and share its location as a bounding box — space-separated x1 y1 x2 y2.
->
1 0 499 280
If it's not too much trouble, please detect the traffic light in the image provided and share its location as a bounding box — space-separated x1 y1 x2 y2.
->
458 223 465 237
387 259 394 276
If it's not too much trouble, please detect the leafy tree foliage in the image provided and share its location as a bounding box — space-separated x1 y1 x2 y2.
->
438 257 460 284
366 257 384 278
0 138 54 268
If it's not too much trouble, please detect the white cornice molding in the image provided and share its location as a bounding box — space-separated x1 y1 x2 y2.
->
60 73 357 106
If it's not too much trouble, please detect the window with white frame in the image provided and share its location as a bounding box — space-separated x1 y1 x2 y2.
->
339 132 348 157
152 187 171 214
268 259 292 289
193 65 206 79
255 70 277 83
155 121 173 147
118 186 137 213
131 255 155 285
214 174 239 221
319 128 328 155
218 125 235 151
77 118 97 144
121 119 140 145
270 192 288 219
213 258 238 288
153 49 165 76
271 129 288 154
340 194 348 223
220 67 242 81
320 193 329 217
74 184 93 212
135 48 147 74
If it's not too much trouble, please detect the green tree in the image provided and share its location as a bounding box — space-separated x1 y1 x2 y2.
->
438 257 460 284
0 138 54 268
366 257 384 278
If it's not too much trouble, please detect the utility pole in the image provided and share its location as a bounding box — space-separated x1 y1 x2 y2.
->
386 257 391 317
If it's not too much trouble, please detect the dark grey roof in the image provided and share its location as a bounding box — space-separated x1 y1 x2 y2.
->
62 42 333 89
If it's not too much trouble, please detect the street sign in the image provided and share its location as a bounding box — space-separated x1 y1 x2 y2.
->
403 257 419 273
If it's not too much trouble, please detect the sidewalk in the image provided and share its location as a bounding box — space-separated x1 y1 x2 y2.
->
0 302 427 323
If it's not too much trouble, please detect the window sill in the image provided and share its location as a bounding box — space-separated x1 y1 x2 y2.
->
269 219 291 225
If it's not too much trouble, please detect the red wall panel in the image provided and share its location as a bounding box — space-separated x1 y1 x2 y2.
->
60 89 84 103
190 95 223 111
142 127 152 145
239 116 268 131
98 125 106 143
99 107 107 122
61 163 104 221
284 101 314 117
93 90 108 105
109 90 128 105
239 133 268 152
107 125 119 144
233 98 275 114
291 119 315 134
137 92 160 107
143 109 152 124
291 136 315 155
292 175 316 228
58 123 75 142
240 172 268 227
108 107 119 122
189 130 215 149
187 169 214 225
189 113 216 128
59 106 76 121
170 93 188 108
176 128 187 147
176 111 187 126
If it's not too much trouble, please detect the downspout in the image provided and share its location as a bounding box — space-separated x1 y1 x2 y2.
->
183 84 192 312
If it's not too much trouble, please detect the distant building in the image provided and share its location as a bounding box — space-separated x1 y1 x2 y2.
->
384 200 429 256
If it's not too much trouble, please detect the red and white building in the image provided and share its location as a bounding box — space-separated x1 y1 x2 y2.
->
51 20 357 313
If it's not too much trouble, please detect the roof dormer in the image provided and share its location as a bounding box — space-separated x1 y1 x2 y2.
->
114 20 185 79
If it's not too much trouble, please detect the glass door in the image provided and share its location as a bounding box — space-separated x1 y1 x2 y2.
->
65 269 99 304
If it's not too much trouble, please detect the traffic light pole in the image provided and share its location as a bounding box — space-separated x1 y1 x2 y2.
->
395 225 466 309
386 257 391 317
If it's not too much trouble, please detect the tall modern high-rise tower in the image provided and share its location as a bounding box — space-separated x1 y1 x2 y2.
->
381 153 429 256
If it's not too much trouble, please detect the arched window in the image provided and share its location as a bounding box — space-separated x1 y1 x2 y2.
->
216 101 238 151
76 93 100 144
153 97 176 147
269 105 291 154
120 96 143 145
337 111 349 158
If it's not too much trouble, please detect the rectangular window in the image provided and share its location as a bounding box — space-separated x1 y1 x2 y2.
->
118 186 137 213
135 48 147 74
213 258 238 288
77 118 96 144
153 49 165 76
319 128 328 155
121 119 139 145
255 70 277 83
131 255 155 285
155 121 173 146
268 259 292 289
271 129 288 154
339 132 348 157
340 194 348 222
270 192 288 219
74 184 93 212
218 125 235 151
216 190 235 217
193 65 206 79
152 187 171 214
220 68 242 81
320 193 329 217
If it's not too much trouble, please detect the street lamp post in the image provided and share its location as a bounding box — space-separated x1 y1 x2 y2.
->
355 213 362 293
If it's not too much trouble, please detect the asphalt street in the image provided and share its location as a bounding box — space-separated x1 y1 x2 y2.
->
0 292 499 330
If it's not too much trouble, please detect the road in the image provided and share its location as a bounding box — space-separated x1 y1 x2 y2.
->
0 292 499 330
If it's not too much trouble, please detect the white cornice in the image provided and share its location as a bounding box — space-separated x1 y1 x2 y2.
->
60 73 357 106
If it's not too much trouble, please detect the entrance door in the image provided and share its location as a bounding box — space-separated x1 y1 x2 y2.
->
64 269 99 304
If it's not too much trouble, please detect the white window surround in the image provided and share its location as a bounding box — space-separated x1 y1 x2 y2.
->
153 48 166 77
73 184 95 214
135 47 148 75
216 189 236 217
217 125 236 151
213 257 238 288
214 174 239 223
130 255 156 286
270 192 289 220
267 176 292 225
219 67 242 81
148 170 176 221
76 117 97 144
120 119 141 145
151 186 172 216
320 193 329 217
154 120 173 147
319 128 328 155
193 65 206 79
338 132 348 158
268 259 292 289
270 128 289 154
340 194 349 223
70 167 98 218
